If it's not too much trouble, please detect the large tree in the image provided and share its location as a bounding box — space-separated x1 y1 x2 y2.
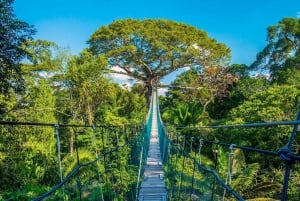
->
88 19 230 106
0 0 35 94
65 50 111 125
251 17 300 82
160 66 236 126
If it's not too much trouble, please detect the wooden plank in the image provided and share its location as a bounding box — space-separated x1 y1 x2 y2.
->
138 92 167 201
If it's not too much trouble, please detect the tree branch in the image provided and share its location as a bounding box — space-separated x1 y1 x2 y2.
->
128 49 152 74
106 68 145 81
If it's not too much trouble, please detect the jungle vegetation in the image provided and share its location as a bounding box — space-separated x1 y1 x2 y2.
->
0 0 300 200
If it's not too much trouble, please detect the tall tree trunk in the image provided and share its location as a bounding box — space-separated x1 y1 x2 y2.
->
86 101 94 126
145 84 152 108
145 79 155 108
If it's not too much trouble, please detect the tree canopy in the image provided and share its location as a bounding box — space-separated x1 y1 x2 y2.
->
88 19 231 106
1 4 300 198
0 0 35 95
251 17 300 82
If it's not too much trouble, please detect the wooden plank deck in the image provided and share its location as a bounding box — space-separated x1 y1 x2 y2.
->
138 92 167 201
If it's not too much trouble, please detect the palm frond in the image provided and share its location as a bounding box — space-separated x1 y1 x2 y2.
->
232 162 260 192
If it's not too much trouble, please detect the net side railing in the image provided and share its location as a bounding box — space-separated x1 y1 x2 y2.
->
161 112 300 201
0 122 147 201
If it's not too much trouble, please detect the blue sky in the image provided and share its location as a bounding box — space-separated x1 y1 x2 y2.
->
13 0 299 87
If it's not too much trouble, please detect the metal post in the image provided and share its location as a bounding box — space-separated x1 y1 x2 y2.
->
54 124 63 182
54 123 65 200
211 148 218 201
199 139 203 165
136 137 144 201
281 111 300 201
222 144 235 201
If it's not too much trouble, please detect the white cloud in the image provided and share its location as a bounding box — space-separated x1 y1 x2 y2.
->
109 66 138 89
158 87 168 96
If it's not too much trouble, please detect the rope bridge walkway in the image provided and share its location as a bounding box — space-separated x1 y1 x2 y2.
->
0 89 300 200
138 90 167 201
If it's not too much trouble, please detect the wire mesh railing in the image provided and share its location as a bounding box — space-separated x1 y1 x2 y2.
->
2 91 300 201
161 113 300 201
0 121 147 201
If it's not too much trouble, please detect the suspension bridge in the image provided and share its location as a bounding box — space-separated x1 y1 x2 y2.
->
0 89 300 201
138 91 167 201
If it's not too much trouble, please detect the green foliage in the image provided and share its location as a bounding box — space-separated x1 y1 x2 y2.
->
251 17 300 83
161 66 237 124
288 164 300 200
273 50 300 87
0 184 52 201
164 102 204 127
165 154 215 200
164 142 262 200
65 49 110 125
96 86 147 125
0 0 35 98
0 125 58 195
0 75 57 193
207 64 270 120
25 79 57 122
232 163 260 194
21 39 65 73
0 89 18 119
1 9 300 201
221 84 299 166
228 85 299 122
88 19 231 106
